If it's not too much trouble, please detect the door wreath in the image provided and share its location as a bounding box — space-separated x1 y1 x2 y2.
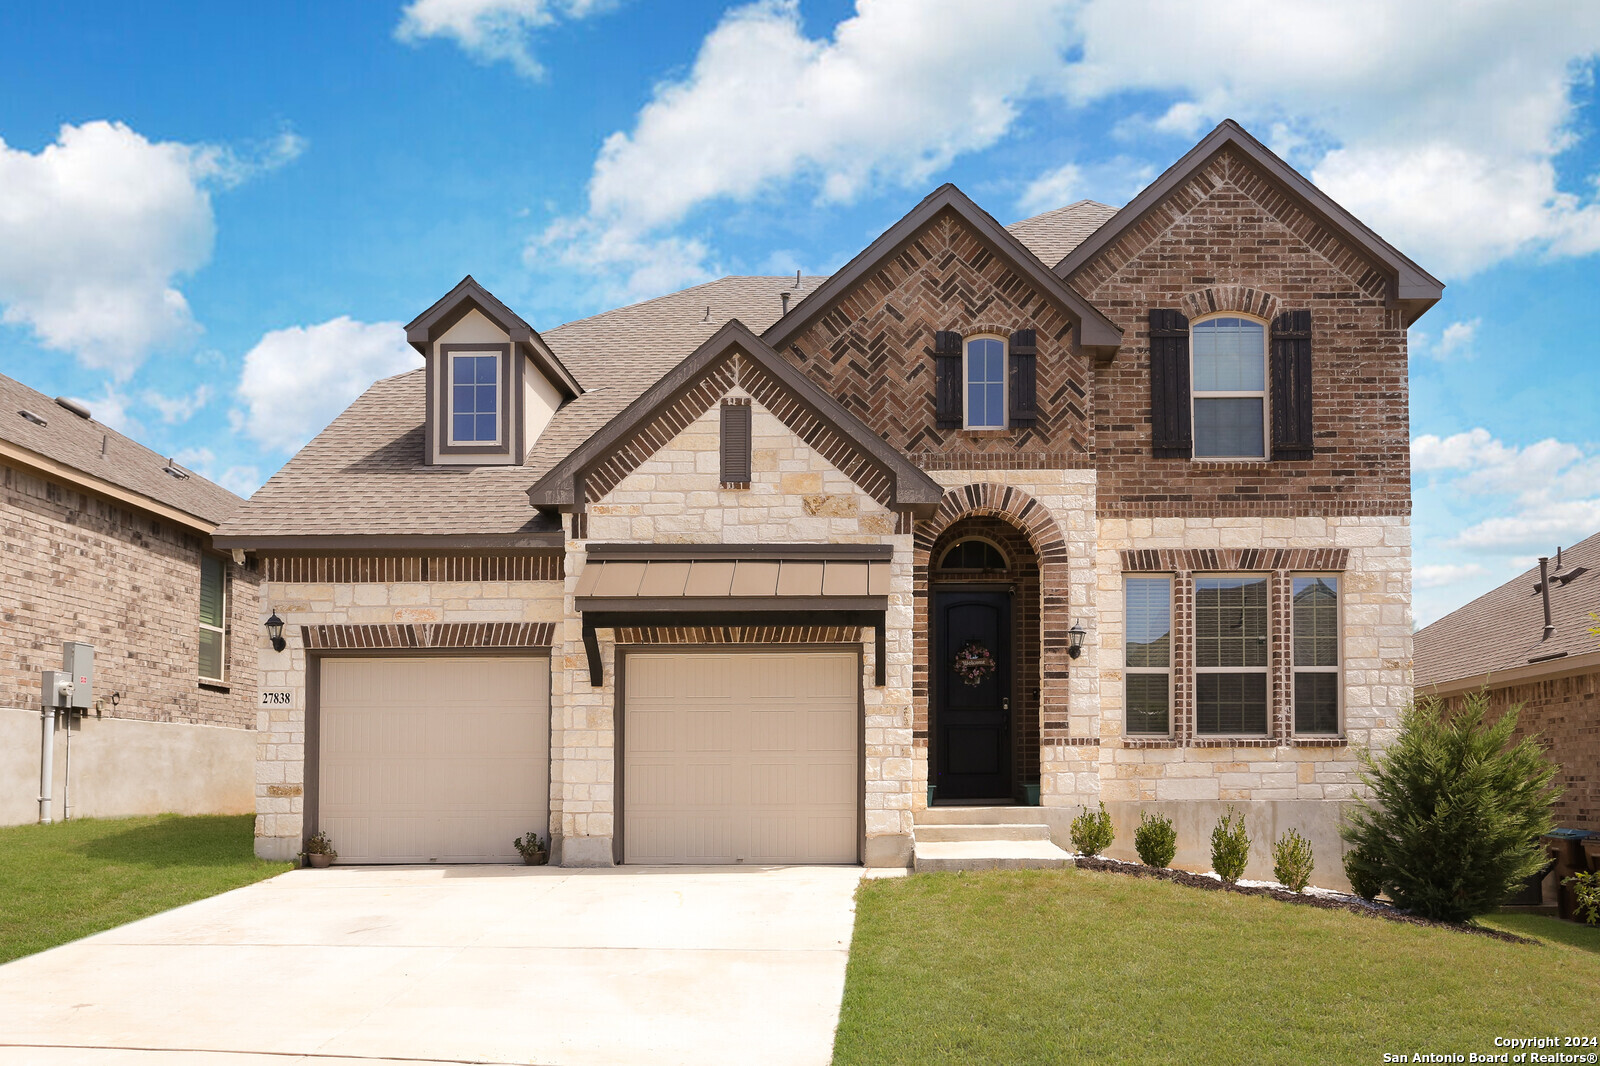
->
952 639 997 687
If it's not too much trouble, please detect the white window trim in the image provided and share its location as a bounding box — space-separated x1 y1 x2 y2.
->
962 334 1007 430
1124 574 1174 738
1193 572 1271 738
1290 573 1343 737
447 350 502 447
199 556 227 684
1190 314 1269 461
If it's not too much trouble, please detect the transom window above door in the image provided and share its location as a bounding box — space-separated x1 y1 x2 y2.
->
965 337 1006 428
937 538 1007 572
450 352 501 444
1191 317 1266 459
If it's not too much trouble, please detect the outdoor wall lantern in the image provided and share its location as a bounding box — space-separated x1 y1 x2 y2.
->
265 610 287 652
1067 621 1086 659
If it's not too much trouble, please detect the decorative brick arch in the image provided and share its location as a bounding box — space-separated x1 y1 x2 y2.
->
913 483 1076 769
1180 284 1281 324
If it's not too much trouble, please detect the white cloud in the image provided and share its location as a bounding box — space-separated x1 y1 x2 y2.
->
172 446 263 498
142 384 213 423
1414 563 1487 589
0 121 304 376
1017 163 1082 216
1437 319 1480 359
233 317 422 453
1413 428 1600 553
396 0 613 79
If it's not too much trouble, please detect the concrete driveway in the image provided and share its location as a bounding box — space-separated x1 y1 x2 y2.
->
0 864 865 1066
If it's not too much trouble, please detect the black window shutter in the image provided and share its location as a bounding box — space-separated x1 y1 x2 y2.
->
1008 329 1038 425
933 330 963 428
720 402 751 483
1149 309 1191 457
1270 310 1313 461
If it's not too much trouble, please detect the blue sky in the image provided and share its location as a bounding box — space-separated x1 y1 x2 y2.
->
1 1 1598 626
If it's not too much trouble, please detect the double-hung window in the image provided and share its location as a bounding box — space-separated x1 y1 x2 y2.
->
449 351 501 444
964 337 1006 428
1124 576 1172 735
198 555 227 683
1194 575 1269 735
1191 316 1267 458
1292 575 1341 734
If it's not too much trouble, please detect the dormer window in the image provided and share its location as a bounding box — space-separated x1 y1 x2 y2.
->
450 351 501 444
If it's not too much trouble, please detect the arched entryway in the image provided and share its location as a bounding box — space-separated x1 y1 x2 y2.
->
913 484 1071 807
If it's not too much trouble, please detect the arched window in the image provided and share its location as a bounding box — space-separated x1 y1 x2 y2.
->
964 336 1006 428
937 538 1008 572
1190 316 1267 458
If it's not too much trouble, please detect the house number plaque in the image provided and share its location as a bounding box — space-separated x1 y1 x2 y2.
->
259 690 295 708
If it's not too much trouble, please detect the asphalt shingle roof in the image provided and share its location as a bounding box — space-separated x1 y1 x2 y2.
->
216 200 1116 542
0 372 241 526
1413 529 1600 688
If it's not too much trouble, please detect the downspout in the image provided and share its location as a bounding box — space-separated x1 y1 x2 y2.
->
38 706 55 824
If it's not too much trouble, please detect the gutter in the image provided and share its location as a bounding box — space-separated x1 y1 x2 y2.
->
1415 648 1600 698
0 438 218 535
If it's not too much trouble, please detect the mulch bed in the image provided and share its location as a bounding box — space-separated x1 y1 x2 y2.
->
1072 857 1534 943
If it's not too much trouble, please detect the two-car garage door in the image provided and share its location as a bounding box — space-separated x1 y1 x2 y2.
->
623 649 860 864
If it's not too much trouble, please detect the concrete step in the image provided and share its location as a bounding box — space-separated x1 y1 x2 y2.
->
914 805 1031 826
912 838 1073 873
914 823 1051 842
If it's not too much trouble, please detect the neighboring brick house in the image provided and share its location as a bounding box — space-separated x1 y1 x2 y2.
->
1415 531 1600 833
216 120 1439 886
0 372 259 826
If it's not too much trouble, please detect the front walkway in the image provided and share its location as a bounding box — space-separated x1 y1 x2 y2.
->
0 864 864 1065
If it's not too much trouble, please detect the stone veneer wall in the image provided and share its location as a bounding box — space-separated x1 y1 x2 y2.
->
558 389 916 866
250 568 563 860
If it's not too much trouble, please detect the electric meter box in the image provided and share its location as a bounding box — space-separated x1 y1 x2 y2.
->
61 642 93 709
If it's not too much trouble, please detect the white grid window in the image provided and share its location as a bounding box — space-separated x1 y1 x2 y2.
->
198 555 227 683
1194 575 1269 735
449 351 501 444
1124 576 1172 736
964 337 1006 428
1292 575 1341 735
1191 316 1267 459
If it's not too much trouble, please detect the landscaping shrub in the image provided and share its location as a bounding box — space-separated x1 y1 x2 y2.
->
1272 829 1315 892
1566 870 1600 926
1343 845 1382 901
1211 806 1250 884
1070 802 1115 857
1339 692 1560 924
1134 811 1177 868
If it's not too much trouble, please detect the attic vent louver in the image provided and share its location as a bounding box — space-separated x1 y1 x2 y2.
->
162 459 190 481
54 396 91 419
17 409 46 427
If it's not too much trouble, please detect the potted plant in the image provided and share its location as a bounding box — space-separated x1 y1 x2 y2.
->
304 831 337 868
514 831 548 866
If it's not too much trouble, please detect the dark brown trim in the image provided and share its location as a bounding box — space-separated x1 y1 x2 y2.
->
614 642 866 866
586 542 893 561
261 553 563 583
298 622 556 650
761 184 1122 353
213 532 565 551
1054 120 1443 325
586 610 887 687
526 320 943 515
405 274 581 397
576 596 888 614
435 343 517 458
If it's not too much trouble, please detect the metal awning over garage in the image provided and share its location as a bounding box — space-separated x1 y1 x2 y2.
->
575 543 892 686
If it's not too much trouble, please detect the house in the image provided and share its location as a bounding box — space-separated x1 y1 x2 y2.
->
215 120 1437 883
0 371 259 826
1414 531 1600 833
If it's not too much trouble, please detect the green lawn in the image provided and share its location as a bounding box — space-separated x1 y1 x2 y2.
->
834 868 1600 1065
0 814 291 964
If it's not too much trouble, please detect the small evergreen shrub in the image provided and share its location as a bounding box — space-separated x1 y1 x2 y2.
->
1338 692 1560 923
1070 801 1115 857
1272 828 1315 892
1210 806 1250 884
1566 870 1600 926
1134 811 1177 868
1343 845 1382 901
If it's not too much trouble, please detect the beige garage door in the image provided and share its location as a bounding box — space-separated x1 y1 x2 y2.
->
319 656 549 863
623 649 859 864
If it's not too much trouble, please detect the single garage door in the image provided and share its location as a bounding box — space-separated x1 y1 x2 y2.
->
319 656 549 863
623 649 859 864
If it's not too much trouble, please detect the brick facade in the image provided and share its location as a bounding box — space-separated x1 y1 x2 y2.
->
1 460 258 729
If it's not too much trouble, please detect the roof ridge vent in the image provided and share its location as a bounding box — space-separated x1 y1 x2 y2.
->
162 459 190 481
17 408 46 427
54 396 91 419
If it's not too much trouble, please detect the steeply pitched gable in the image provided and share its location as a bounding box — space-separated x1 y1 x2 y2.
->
406 275 581 398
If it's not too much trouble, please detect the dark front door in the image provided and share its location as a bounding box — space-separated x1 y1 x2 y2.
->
933 588 1012 801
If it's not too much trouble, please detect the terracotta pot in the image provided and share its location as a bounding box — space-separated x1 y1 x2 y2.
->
522 851 548 866
308 853 332 868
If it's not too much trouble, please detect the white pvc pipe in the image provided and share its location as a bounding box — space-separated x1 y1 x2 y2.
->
38 708 55 824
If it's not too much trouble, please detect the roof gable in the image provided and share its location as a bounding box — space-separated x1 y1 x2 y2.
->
1055 120 1444 326
527 320 943 515
763 184 1122 354
406 275 581 398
